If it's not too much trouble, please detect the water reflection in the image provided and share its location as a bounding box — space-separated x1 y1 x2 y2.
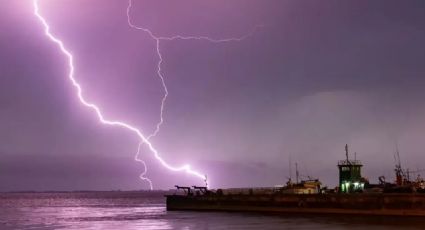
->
1 192 424 230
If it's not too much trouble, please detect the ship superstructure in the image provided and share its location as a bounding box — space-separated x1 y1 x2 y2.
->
337 144 365 193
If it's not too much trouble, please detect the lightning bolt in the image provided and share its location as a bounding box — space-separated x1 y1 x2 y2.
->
127 0 262 188
135 142 153 190
127 0 263 43
127 0 263 140
32 0 207 189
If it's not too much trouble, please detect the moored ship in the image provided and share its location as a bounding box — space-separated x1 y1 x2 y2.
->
166 145 425 216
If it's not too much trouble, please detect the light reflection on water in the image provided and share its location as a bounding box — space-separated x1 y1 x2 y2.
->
0 192 424 230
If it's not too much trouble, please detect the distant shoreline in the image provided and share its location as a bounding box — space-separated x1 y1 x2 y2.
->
0 190 168 193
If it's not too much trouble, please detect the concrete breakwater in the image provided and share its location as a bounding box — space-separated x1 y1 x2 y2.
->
166 193 425 216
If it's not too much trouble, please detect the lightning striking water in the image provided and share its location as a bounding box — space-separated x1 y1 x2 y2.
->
32 0 207 189
127 0 262 188
135 142 153 190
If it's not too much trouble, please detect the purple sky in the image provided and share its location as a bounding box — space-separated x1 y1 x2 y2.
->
1 0 425 191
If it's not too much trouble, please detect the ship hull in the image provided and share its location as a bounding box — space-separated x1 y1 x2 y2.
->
166 193 425 216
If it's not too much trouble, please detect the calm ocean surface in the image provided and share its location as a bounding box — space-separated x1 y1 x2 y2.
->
0 191 424 230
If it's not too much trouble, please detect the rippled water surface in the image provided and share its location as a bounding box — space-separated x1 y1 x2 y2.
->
1 192 424 229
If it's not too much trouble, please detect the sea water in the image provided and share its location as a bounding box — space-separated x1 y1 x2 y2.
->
0 191 423 230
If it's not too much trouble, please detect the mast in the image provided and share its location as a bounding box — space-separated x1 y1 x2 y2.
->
396 143 401 169
289 154 292 181
394 143 404 186
295 162 299 184
345 144 349 162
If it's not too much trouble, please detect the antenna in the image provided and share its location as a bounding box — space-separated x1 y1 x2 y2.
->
204 175 208 188
345 144 349 162
289 154 292 181
295 162 299 184
396 143 401 168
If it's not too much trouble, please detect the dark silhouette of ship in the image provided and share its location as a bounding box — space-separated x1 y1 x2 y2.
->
166 145 425 216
